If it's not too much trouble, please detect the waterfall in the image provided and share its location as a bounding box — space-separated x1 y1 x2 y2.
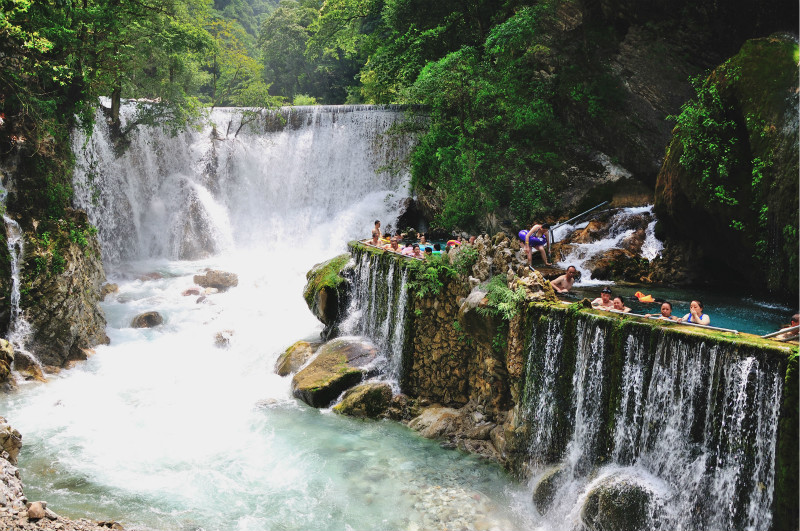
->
523 308 788 530
553 205 662 284
340 247 411 388
3 216 32 349
72 104 418 266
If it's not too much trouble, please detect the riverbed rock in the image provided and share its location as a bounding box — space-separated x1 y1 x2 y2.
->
274 340 319 376
214 330 233 348
193 270 238 291
130 311 163 328
27 501 45 520
0 418 21 466
407 406 461 439
291 337 377 408
19 209 109 368
586 248 647 282
333 382 393 418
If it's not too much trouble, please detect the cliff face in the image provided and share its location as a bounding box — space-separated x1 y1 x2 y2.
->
654 37 799 298
0 123 108 370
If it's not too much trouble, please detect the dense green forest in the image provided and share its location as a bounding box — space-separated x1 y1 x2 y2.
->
1 0 796 245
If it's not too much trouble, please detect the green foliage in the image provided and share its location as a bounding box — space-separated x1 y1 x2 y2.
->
477 275 525 322
450 244 478 276
669 71 742 207
407 254 456 299
293 94 318 105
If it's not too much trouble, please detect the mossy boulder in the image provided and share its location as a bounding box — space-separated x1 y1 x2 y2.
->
332 382 393 418
0 339 13 386
654 37 799 299
291 337 377 408
532 465 567 515
303 254 351 334
581 475 655 531
275 340 320 376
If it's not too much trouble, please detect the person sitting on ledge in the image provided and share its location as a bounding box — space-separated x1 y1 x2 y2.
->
551 266 578 293
645 302 678 321
591 287 615 310
611 296 631 313
677 300 710 325
773 313 799 341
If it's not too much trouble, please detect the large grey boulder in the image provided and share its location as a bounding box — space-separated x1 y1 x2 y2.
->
193 270 238 291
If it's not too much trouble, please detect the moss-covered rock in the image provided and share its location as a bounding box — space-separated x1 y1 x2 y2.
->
581 475 655 531
333 382 393 418
20 209 109 368
303 253 351 336
654 37 799 299
291 337 377 408
275 340 320 376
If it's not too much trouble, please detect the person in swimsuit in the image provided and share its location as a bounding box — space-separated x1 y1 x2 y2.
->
525 223 551 266
551 266 577 293
678 300 710 325
591 287 614 310
372 220 382 240
773 314 799 341
611 296 631 313
645 302 677 321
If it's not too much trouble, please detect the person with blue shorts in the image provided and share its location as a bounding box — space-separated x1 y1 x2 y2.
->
520 223 551 267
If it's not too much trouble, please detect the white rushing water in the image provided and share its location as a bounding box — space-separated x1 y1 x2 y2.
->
552 205 662 286
0 105 536 530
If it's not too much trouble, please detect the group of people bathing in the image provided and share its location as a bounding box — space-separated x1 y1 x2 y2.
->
551 267 709 324
369 220 797 337
589 285 710 324
368 220 476 259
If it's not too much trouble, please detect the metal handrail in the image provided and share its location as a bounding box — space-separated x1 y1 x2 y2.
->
601 309 740 334
761 325 799 339
549 201 610 247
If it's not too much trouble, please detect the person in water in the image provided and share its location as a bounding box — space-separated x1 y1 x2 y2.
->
677 300 710 325
383 236 401 253
611 296 631 313
372 220 382 240
369 231 380 246
551 266 578 293
525 223 551 266
591 287 614 310
645 302 677 321
410 244 424 259
773 313 799 341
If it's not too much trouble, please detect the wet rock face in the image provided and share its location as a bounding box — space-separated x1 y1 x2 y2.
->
21 209 109 369
0 417 21 466
291 337 377 408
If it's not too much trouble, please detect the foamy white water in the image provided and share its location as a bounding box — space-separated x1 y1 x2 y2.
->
0 106 537 531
